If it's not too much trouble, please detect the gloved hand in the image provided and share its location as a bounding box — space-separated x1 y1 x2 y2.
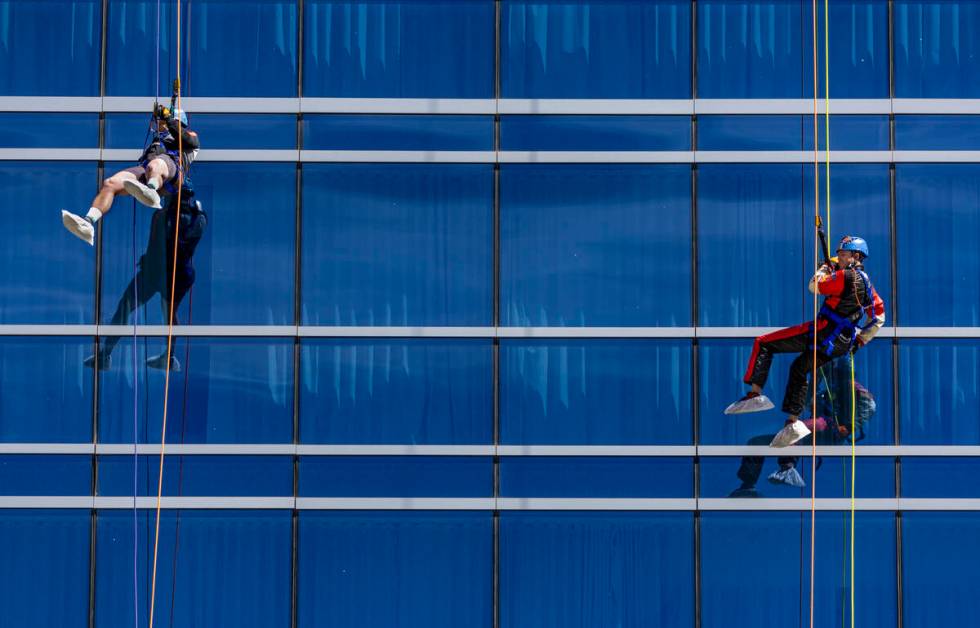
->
153 103 173 121
802 416 828 432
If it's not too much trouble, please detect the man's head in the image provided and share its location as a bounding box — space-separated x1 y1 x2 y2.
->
836 235 869 266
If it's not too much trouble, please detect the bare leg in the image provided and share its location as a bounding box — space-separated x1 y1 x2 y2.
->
144 157 172 190
91 169 138 217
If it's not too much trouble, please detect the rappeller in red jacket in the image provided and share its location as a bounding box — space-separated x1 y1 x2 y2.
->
723 235 886 447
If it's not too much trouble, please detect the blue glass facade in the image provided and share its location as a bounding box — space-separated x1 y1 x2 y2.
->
4 1 980 626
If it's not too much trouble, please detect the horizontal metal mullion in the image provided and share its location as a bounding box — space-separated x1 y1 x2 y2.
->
892 99 980 114
0 443 95 454
298 326 496 338
893 151 980 163
300 150 495 163
296 445 493 456
94 496 295 509
95 325 298 337
498 99 694 115
300 98 496 114
496 446 696 456
499 151 695 163
297 498 495 510
95 444 295 455
698 498 900 511
694 99 891 115
496 498 697 510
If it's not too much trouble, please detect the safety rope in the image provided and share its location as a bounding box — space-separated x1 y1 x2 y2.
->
148 0 185 625
809 0 821 624
849 352 857 628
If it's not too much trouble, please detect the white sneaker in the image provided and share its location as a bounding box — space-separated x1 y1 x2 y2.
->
770 421 812 448
123 179 162 208
768 466 806 487
724 392 775 415
61 210 94 245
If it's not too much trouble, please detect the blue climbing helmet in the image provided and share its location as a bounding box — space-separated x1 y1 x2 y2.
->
837 235 869 258
172 108 188 126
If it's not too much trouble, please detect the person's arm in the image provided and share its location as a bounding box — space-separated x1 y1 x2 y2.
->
808 264 844 295
166 118 200 151
856 286 886 346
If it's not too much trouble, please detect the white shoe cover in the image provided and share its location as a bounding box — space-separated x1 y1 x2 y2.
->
61 210 94 245
770 421 812 448
724 394 775 415
123 179 162 208
768 467 806 487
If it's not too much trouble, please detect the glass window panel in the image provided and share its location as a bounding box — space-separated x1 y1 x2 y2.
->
802 115 891 151
96 510 292 628
499 339 692 445
899 340 980 445
896 115 980 150
501 164 691 326
0 162 96 324
697 164 805 327
698 116 802 151
299 339 492 445
902 457 980 498
0 0 101 96
501 0 692 98
699 0 888 98
895 1 980 98
106 0 298 97
499 457 692 498
98 337 294 444
304 0 494 98
896 164 980 326
0 337 93 443
500 512 694 628
301 164 493 326
0 114 99 148
699 341 893 445
107 113 297 149
701 512 897 627
98 455 293 496
299 511 491 628
903 512 980 626
299 456 492 497
0 455 91 495
302 115 493 151
100 161 296 326
0 510 90 628
500 115 691 151
700 455 894 498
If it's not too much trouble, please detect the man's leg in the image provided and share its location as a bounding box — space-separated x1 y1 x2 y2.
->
123 156 175 209
85 269 156 369
62 168 139 245
147 265 194 372
725 322 814 414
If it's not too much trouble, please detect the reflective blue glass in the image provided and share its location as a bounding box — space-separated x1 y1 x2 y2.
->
0 510 90 628
301 164 493 326
299 512 492 628
501 164 691 326
106 0 298 97
899 340 980 445
698 115 891 151
304 0 494 98
0 0 101 96
700 456 895 498
1 162 96 323
802 115 891 150
804 164 893 312
895 1 980 97
701 512 897 627
500 115 691 151
0 114 99 148
0 337 93 443
699 0 888 98
299 456 492 497
902 458 980 498
300 339 492 444
98 455 293 496
699 340 894 445
697 164 805 327
903 513 980 627
896 164 980 326
99 337 294 443
0 455 91 495
109 112 292 150
100 161 296 325
96 510 292 628
698 116 802 150
896 115 980 150
502 0 692 98
499 457 692 498
302 115 492 151
500 512 694 628
499 339 692 445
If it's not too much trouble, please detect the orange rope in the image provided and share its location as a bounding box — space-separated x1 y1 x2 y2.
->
148 0 183 626
809 0 820 625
